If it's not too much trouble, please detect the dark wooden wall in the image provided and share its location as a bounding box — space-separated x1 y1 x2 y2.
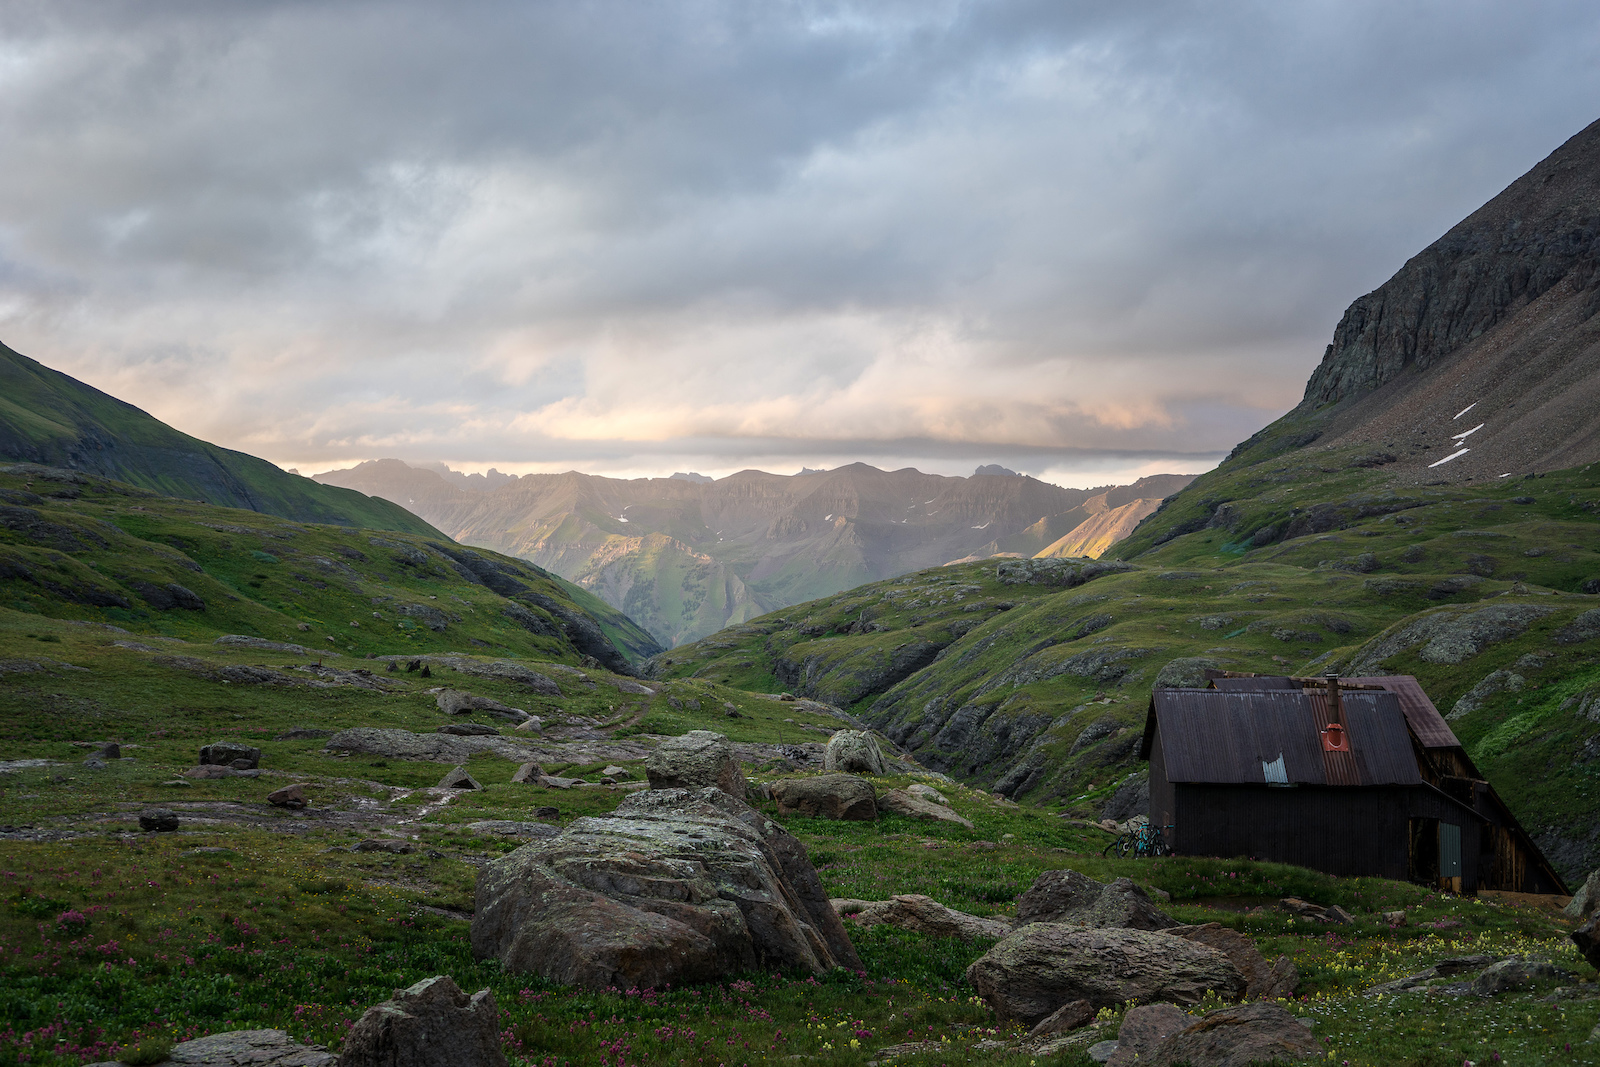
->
1169 783 1484 890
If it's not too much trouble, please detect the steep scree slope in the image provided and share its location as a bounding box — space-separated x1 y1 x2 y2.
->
1288 115 1600 483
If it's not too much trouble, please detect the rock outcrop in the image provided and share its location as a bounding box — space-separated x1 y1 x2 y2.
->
341 975 507 1067
770 775 878 820
965 924 1245 1024
876 788 973 827
324 727 538 763
472 787 860 989
85 1029 336 1067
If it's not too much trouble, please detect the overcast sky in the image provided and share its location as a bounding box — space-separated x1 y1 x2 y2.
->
3 2 1599 487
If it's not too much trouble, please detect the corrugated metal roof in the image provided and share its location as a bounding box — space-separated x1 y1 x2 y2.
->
1345 675 1462 750
1212 675 1300 692
1151 688 1421 787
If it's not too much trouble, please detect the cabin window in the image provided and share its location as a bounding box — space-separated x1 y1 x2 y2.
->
1261 754 1288 785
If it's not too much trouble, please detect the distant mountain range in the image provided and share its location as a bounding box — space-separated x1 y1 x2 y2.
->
313 460 1194 648
0 342 439 537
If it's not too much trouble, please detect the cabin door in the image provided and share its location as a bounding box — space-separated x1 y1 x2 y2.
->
1409 818 1463 892
1407 818 1439 885
1438 823 1462 894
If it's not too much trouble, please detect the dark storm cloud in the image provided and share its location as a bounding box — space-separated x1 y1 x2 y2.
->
1 1 1598 484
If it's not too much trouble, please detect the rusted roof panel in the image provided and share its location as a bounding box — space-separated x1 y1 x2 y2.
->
1152 689 1421 787
1345 675 1462 750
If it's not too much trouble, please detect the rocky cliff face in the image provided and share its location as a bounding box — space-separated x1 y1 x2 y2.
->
1302 116 1600 411
317 460 1193 648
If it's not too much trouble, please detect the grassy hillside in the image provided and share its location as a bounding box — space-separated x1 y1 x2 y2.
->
0 343 439 536
655 447 1600 877
0 593 1588 1066
0 461 660 668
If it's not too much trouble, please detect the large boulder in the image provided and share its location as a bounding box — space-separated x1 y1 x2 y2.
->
436 689 528 722
1573 915 1600 970
770 775 877 820
199 741 261 768
341 975 507 1067
833 895 1012 941
472 787 861 989
1161 923 1298 1000
1106 1003 1191 1066
1121 1002 1319 1067
966 924 1245 1025
824 730 886 775
1017 870 1174 930
645 731 744 796
877 788 973 828
1566 869 1600 921
85 1029 336 1067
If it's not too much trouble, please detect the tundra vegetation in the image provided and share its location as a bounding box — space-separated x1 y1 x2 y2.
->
0 462 1597 1065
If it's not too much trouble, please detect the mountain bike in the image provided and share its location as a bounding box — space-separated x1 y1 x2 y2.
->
1102 822 1171 858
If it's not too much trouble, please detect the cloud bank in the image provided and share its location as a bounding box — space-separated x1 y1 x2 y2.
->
2 1 1599 486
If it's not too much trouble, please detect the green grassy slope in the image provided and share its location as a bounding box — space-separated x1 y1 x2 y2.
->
0 461 660 668
654 449 1600 877
0 594 1589 1065
0 343 439 536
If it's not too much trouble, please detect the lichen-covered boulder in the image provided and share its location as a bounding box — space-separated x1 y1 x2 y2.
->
1016 870 1173 930
966 924 1245 1024
877 788 972 827
645 730 744 795
770 774 877 820
472 787 860 989
833 894 1011 941
824 731 886 775
1129 1002 1319 1066
342 975 507 1067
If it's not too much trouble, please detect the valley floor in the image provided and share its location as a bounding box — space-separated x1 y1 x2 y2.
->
0 622 1592 1066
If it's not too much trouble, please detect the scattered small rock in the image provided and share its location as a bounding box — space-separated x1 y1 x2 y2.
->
267 784 309 809
438 766 483 790
199 740 261 769
353 839 415 855
139 808 179 832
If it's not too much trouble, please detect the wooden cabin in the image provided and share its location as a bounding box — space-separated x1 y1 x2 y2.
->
1139 671 1566 894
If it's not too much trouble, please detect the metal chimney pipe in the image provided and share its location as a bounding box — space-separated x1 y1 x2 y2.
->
1324 670 1343 725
